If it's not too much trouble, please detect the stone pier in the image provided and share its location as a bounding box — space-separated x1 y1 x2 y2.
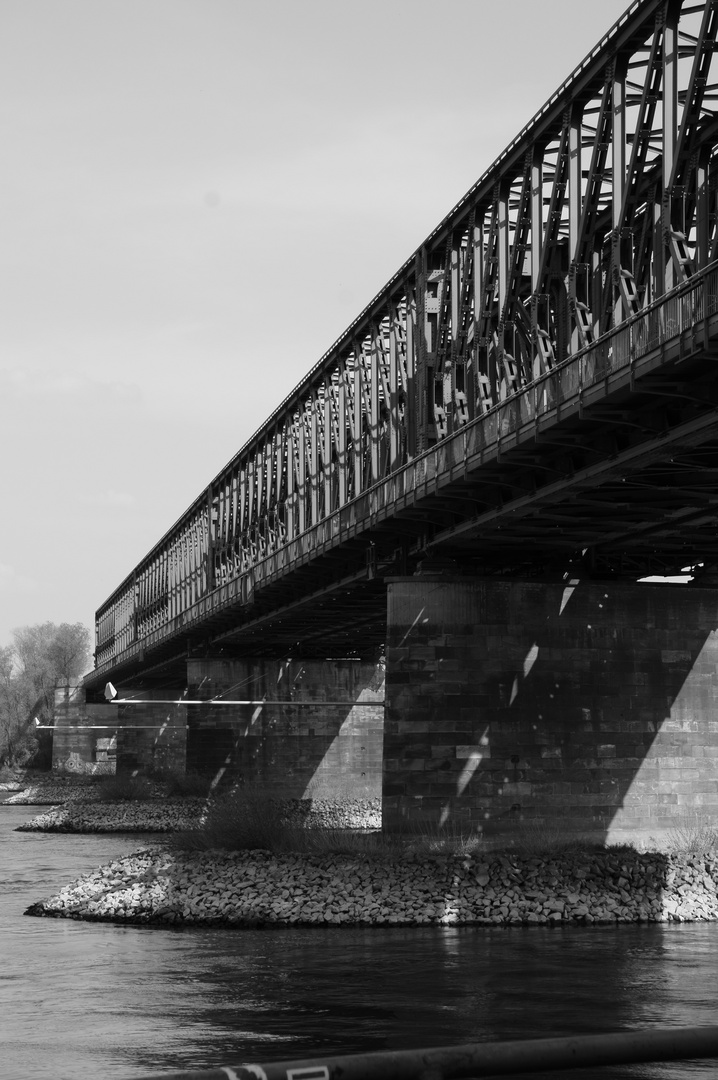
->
52 658 385 811
184 657 384 801
383 577 718 846
52 682 119 775
51 681 186 776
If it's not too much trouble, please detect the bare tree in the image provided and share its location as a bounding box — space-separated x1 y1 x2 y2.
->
0 622 92 769
0 645 32 767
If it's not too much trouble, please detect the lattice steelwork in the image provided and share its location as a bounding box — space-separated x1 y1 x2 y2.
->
94 0 718 674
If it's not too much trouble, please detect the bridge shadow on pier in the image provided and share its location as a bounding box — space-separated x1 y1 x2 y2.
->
385 577 718 847
183 657 385 807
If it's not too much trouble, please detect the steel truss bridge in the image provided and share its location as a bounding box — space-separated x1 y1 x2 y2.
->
88 0 718 690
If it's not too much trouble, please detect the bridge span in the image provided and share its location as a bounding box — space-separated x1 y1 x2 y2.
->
71 0 718 844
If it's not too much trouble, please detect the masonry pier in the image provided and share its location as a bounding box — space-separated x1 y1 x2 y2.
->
182 658 384 801
52 578 718 847
384 578 718 846
53 659 385 815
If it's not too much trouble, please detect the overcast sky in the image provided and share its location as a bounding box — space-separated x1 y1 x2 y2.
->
0 0 632 653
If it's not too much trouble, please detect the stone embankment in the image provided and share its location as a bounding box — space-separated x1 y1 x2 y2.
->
4 776 161 806
15 800 206 833
14 798 381 833
4 775 381 829
284 798 380 830
25 847 718 927
5 775 203 832
10 781 381 833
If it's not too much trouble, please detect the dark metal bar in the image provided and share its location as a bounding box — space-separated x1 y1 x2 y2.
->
135 1026 718 1080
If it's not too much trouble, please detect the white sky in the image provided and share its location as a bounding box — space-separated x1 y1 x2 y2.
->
0 0 632 650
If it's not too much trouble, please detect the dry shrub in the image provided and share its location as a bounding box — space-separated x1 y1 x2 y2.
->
666 813 718 854
97 774 154 802
149 768 211 798
303 829 404 858
173 784 301 852
402 821 485 857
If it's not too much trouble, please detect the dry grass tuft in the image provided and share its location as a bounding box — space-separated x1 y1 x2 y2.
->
96 774 154 802
504 820 608 859
665 813 718 855
172 785 301 852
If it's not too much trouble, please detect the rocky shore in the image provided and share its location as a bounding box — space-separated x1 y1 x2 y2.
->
14 799 206 832
7 771 381 833
24 846 718 927
4 775 203 832
3 775 161 806
10 775 718 928
13 796 380 833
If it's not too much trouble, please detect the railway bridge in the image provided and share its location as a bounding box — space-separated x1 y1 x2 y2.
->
68 0 718 843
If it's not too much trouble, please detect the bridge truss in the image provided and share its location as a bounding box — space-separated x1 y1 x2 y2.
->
90 0 718 685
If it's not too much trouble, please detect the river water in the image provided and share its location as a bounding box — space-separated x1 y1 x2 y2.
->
1 803 717 1080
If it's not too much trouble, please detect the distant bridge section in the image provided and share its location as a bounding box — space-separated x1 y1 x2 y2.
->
87 0 718 689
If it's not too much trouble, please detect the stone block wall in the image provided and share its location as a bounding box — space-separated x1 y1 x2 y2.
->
52 682 186 776
115 699 187 775
52 657 383 804
185 658 385 800
52 682 119 775
384 577 718 845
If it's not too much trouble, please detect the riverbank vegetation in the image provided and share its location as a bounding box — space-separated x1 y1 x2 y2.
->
95 769 211 802
0 622 91 770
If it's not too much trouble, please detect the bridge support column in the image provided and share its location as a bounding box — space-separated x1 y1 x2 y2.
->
185 658 384 810
52 681 184 776
114 697 187 776
52 681 119 775
384 577 718 846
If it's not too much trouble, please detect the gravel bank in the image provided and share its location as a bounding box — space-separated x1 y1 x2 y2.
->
4 777 159 806
14 799 206 833
24 847 718 927
13 794 381 833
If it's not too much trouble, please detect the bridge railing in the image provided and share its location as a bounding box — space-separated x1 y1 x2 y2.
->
94 261 718 672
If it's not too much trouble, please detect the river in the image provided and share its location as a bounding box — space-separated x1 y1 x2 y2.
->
1 803 717 1080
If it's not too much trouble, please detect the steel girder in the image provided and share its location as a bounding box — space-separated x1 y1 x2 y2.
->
93 0 718 674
